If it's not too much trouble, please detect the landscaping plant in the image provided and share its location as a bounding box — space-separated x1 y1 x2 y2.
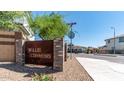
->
32 73 55 81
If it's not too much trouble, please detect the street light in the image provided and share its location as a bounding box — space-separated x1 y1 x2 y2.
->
111 26 116 54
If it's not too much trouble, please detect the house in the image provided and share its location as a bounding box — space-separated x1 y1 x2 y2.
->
67 44 87 53
98 45 107 54
104 34 124 54
14 16 35 40
87 47 99 54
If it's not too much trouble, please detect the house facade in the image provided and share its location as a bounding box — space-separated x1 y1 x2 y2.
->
98 45 107 54
15 16 35 40
104 34 124 54
67 44 87 53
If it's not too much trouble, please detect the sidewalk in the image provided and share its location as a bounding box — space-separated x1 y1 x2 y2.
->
94 54 124 57
76 57 124 81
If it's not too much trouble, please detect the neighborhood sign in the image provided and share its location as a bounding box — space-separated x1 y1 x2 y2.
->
25 40 53 66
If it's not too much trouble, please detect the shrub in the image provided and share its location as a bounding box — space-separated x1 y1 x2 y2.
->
32 73 55 81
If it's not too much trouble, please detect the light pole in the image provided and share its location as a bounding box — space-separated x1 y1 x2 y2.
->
111 27 116 54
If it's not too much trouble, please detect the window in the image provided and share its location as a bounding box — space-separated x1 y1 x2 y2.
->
108 40 110 43
119 37 124 42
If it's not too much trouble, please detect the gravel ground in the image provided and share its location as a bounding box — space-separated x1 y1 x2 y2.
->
0 62 53 81
0 57 93 81
52 57 93 81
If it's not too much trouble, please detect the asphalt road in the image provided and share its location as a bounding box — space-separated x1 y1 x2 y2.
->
74 53 124 64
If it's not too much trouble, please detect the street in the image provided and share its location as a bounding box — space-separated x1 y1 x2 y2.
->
74 53 124 81
75 53 124 64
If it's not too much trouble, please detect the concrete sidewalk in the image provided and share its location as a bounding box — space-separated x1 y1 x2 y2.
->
76 57 124 81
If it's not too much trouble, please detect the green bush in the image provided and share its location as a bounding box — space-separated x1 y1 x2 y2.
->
32 73 55 81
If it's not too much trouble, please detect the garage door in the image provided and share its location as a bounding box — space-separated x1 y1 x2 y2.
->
0 45 15 62
0 31 15 62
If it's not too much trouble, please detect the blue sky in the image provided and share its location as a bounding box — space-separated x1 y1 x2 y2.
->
32 11 124 47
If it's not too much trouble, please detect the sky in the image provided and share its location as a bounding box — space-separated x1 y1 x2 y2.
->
32 11 124 47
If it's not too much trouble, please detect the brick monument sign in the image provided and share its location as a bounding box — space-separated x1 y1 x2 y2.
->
24 38 64 71
25 40 53 66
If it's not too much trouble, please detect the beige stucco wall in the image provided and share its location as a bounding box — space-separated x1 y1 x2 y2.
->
0 38 15 42
0 30 15 35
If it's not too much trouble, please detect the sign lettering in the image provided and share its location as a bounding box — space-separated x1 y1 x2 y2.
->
25 40 53 66
29 53 51 59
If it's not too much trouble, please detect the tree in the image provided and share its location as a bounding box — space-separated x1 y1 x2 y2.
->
0 11 24 31
32 13 69 40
